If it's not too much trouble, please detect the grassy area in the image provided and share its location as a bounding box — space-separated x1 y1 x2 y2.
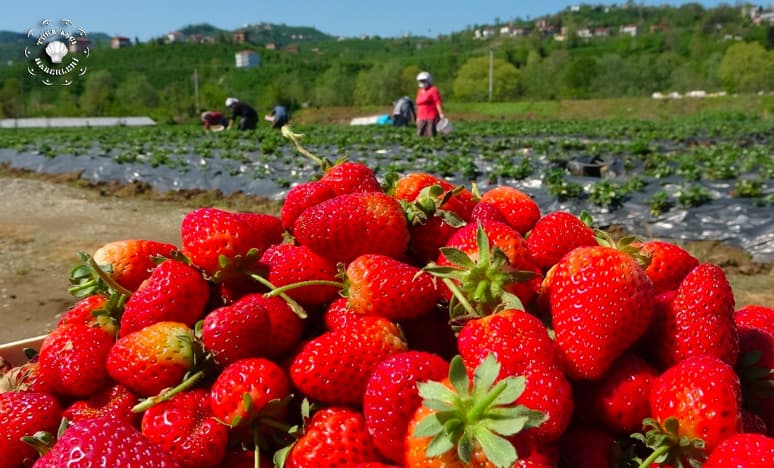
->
293 94 774 124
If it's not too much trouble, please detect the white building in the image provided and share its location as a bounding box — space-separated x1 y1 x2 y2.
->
235 50 260 68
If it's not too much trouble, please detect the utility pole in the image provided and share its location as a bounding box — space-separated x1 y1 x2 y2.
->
193 67 200 112
488 50 494 102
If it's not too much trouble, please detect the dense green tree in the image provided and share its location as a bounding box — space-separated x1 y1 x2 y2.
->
561 56 598 98
452 55 521 101
115 73 160 111
313 64 355 106
718 41 774 92
80 70 114 115
353 61 403 105
0 78 23 117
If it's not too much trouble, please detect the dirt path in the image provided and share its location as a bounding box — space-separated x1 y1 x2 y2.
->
0 174 771 345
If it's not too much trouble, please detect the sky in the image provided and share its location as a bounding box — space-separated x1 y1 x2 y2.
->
2 1 727 40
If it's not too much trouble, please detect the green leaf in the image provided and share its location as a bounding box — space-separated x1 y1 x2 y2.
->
418 381 459 407
472 354 500 398
457 430 474 464
448 356 470 397
473 426 518 468
438 247 476 269
425 433 455 458
475 224 491 266
490 375 525 406
413 413 445 438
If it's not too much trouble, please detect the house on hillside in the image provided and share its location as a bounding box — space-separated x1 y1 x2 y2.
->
474 28 495 39
188 34 215 44
235 50 259 68
620 24 638 36
282 44 300 54
649 22 668 33
68 36 90 53
593 27 610 37
166 31 185 43
232 30 249 44
265 42 277 50
111 36 131 49
576 28 592 38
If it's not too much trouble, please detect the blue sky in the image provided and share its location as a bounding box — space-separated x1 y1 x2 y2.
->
3 1 726 40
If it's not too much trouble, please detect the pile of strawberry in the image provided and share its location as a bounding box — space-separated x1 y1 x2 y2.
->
1 159 773 468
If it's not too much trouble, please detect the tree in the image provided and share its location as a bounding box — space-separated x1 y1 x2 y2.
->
115 73 160 111
80 70 114 115
353 61 403 105
718 41 774 93
452 55 521 101
561 56 598 98
401 64 422 97
0 78 23 117
313 64 355 106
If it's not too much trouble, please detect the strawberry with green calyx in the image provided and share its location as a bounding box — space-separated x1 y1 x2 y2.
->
401 184 469 265
258 243 340 310
525 211 597 272
634 354 742 467
119 258 210 337
424 222 538 326
93 239 178 291
141 388 230 468
390 172 476 222
33 416 182 467
405 354 546 468
64 383 141 427
69 251 135 299
0 391 62 468
549 244 654 380
290 315 407 406
636 240 699 295
292 191 410 266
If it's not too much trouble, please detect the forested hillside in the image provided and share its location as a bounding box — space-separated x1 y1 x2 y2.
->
1 2 772 122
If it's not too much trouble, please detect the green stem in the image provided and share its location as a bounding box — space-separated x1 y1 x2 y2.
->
637 445 670 468
280 126 326 168
467 380 507 422
87 255 133 297
249 274 308 319
131 370 206 413
253 428 261 468
442 277 478 318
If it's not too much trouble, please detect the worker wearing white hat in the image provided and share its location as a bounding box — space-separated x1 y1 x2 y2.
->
225 97 258 130
415 71 445 137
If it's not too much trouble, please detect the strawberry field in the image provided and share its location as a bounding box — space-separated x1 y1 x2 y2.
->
1 113 774 466
1 114 772 261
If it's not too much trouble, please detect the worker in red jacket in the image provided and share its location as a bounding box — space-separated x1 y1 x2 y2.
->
415 71 445 137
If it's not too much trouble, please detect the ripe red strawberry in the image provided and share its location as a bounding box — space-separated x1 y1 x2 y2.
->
558 426 616 468
405 355 546 467
392 172 476 221
649 263 738 369
119 258 210 337
319 160 383 196
259 243 340 309
322 296 356 330
346 254 440 321
470 201 509 224
637 240 699 294
55 293 119 332
735 304 774 337
64 383 141 427
573 352 659 434
209 357 291 429
526 211 597 271
638 354 742 465
549 245 654 380
0 360 51 394
107 321 197 397
201 293 304 366
363 351 449 465
142 388 229 468
38 321 115 398
457 309 573 442
406 215 463 265
479 185 541 235
735 320 774 436
293 191 410 265
34 416 181 467
290 315 407 406
92 239 178 292
280 181 336 231
703 432 774 467
284 407 382 467
0 391 62 468
180 207 283 289
432 220 542 318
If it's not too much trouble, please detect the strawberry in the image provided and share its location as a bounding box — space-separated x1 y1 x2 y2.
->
391 172 475 221
319 160 382 196
92 239 178 292
525 211 597 271
735 319 774 436
284 407 382 467
34 416 181 467
345 254 440 321
0 391 62 468
141 388 229 468
457 309 573 442
742 409 768 434
702 433 774 467
735 304 774 337
0 360 51 394
637 240 699 294
470 201 509 224
38 322 115 398
280 181 336 231
649 263 738 369
55 293 120 332
405 355 546 467
479 185 541 235
322 296 356 330
573 352 659 434
180 207 283 292
290 315 407 406
209 357 291 429
398 307 459 361
406 215 463 265
119 258 210 337
429 221 541 321
259 243 340 309
64 383 141 427
549 245 654 380
293 191 410 265
637 354 742 466
107 321 197 397
363 351 449 465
